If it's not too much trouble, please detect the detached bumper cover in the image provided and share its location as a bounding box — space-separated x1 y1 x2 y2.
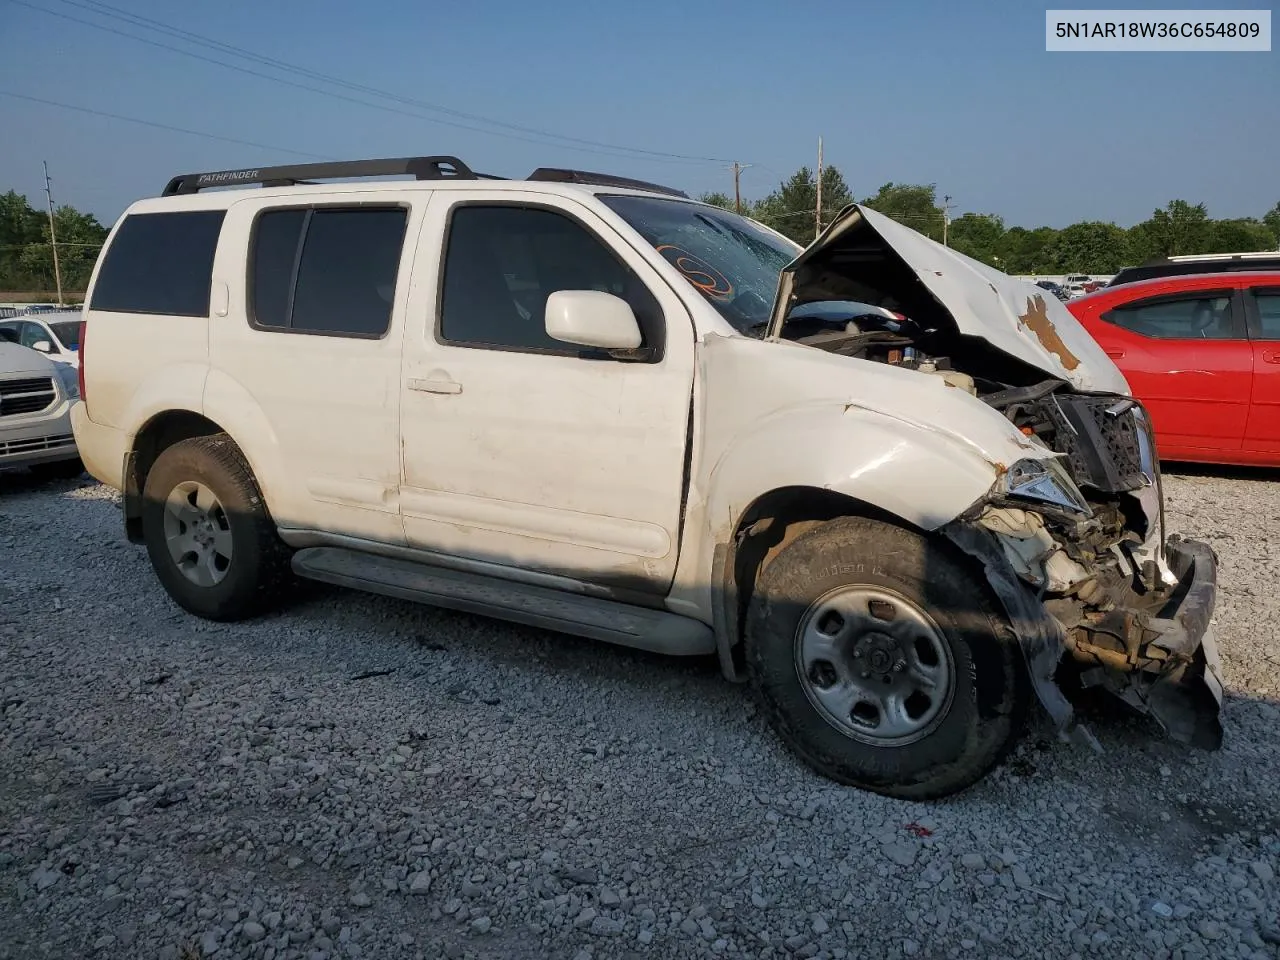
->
1119 536 1224 749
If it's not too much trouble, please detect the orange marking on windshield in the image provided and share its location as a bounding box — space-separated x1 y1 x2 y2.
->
656 244 734 300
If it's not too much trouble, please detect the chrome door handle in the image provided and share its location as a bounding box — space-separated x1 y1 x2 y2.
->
408 377 462 395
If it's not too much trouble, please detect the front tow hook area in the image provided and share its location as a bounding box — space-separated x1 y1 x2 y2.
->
1081 535 1224 750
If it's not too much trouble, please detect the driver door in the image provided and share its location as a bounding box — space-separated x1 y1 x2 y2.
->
398 192 697 593
1097 289 1251 457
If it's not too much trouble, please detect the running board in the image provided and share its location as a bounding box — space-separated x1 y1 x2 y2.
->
291 547 715 656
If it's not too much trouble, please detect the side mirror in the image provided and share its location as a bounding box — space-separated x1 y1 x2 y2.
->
31 339 53 353
545 290 643 351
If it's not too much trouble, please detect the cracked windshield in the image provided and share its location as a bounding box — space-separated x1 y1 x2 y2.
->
602 195 801 335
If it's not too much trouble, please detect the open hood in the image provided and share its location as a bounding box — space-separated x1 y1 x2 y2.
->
765 203 1129 394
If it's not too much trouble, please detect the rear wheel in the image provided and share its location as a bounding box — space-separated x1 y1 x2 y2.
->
745 515 1029 799
141 435 290 621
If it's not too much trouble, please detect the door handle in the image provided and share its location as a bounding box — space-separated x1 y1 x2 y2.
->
408 377 462 395
1262 350 1280 365
1105 349 1125 359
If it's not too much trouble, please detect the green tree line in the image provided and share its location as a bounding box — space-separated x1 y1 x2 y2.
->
3 175 1278 294
703 168 1280 275
1 189 109 295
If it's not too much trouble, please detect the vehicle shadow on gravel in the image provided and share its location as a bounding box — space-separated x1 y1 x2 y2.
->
1163 461 1280 483
0 467 88 496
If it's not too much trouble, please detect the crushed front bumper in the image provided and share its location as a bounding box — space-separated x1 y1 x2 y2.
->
945 524 1224 751
1076 535 1224 749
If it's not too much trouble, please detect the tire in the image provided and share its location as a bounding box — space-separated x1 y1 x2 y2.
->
30 456 84 480
745 515 1029 800
141 434 290 621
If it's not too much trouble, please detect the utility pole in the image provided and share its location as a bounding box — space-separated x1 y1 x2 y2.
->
942 193 954 247
815 136 823 240
731 161 751 215
42 161 64 307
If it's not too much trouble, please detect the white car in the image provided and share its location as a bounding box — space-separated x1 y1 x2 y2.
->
0 310 83 368
0 339 82 477
71 156 1222 798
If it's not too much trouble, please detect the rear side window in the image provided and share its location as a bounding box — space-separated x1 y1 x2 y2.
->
1253 291 1280 339
249 206 407 337
1103 293 1237 340
90 211 225 316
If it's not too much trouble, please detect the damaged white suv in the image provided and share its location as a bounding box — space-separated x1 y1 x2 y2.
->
72 157 1222 798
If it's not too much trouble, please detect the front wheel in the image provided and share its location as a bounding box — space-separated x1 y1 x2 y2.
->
745 516 1029 800
141 435 290 621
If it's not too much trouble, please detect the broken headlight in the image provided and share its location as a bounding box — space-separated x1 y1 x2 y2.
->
1000 457 1091 516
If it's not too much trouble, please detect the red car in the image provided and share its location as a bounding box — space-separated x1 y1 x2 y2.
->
1067 271 1280 466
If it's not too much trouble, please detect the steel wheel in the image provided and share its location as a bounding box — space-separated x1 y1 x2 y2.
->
161 480 233 587
795 585 956 746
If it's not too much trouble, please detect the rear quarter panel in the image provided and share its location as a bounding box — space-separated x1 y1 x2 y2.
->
79 199 214 435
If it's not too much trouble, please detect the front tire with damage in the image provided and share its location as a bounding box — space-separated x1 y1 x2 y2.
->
745 516 1029 799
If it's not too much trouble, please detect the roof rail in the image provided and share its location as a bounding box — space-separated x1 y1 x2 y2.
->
526 167 689 198
1166 251 1280 262
162 155 479 196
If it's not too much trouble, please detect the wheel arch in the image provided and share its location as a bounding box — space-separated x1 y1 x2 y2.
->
696 404 1004 682
712 484 922 682
124 406 284 544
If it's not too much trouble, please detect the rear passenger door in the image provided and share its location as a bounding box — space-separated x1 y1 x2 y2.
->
1243 285 1280 455
398 191 696 593
1097 289 1251 457
206 196 418 544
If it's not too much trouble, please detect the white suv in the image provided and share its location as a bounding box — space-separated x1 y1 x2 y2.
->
72 156 1222 798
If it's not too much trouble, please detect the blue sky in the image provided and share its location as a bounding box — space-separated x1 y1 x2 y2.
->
0 0 1276 229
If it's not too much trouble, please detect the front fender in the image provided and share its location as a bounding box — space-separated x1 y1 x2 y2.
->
705 401 1004 537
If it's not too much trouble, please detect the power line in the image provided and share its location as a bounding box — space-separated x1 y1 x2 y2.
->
0 242 104 250
10 0 734 166
66 0 733 164
0 90 333 159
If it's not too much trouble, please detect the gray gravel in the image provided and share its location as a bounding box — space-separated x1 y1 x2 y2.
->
1 467 1278 960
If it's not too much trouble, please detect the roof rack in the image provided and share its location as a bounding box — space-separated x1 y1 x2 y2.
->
162 156 483 196
160 155 688 200
526 167 688 198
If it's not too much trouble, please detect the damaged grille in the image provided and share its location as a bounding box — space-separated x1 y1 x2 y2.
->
1043 395 1147 494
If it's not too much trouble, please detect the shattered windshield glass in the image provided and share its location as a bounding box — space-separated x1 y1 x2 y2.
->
601 195 802 336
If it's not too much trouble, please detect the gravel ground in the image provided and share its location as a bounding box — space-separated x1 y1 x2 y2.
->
1 468 1278 960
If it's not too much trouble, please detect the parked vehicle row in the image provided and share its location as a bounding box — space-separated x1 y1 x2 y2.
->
0 309 83 368
69 155 1222 800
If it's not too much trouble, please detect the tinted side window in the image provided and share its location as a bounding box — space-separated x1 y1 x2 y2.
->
90 211 225 316
439 205 663 354
250 209 305 328
1104 294 1235 340
249 207 406 337
1253 292 1280 339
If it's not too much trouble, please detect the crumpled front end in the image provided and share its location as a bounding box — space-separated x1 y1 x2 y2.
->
943 392 1224 751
